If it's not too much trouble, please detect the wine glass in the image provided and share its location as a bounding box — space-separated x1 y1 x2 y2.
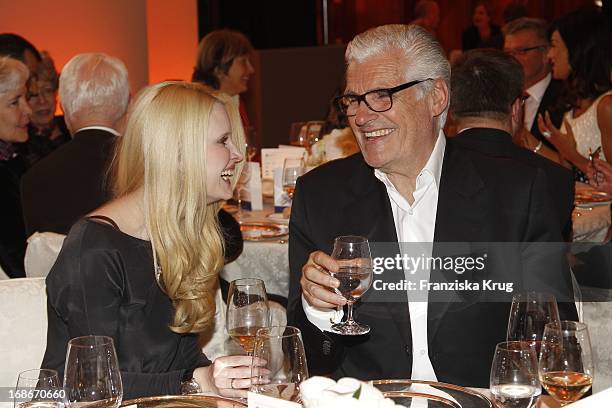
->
14 369 63 408
507 292 560 355
250 326 309 402
63 335 123 408
305 121 324 147
226 278 270 355
289 122 307 147
282 158 305 201
489 341 541 408
328 235 373 335
539 321 594 406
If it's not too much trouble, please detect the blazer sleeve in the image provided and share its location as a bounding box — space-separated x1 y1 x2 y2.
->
287 177 345 375
41 224 210 399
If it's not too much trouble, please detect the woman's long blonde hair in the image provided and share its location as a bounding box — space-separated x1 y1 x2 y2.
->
112 81 245 333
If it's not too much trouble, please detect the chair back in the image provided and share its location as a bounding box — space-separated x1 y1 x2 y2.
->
0 278 47 388
24 232 66 278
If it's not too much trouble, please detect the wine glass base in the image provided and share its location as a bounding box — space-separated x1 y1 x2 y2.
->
329 321 370 336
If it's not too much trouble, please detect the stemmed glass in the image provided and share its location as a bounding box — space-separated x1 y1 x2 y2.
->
282 158 305 201
226 278 270 355
14 369 63 407
328 235 374 335
63 335 122 407
489 341 541 408
539 321 594 406
507 292 560 355
250 326 309 402
289 122 307 147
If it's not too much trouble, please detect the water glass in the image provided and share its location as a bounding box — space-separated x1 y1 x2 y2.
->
63 336 123 407
282 158 305 201
507 292 560 354
14 369 63 408
250 326 308 402
490 341 541 408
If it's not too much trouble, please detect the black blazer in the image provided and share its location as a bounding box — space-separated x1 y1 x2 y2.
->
531 79 564 150
454 128 574 240
288 140 576 387
21 129 116 236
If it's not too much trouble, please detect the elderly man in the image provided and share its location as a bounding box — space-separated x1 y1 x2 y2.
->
21 53 129 235
288 24 575 387
503 18 563 150
451 49 574 240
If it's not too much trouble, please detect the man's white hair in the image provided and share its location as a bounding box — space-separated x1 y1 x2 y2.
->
0 56 29 95
59 53 129 123
346 24 450 130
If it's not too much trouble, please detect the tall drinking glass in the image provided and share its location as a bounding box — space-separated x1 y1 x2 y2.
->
14 369 63 408
329 235 373 335
250 326 308 402
539 321 593 406
226 278 270 355
63 336 122 407
507 292 560 355
489 341 541 408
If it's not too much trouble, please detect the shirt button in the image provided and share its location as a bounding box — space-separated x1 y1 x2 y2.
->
407 209 413 215
420 349 427 356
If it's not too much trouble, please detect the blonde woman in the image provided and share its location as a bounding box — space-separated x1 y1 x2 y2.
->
42 81 261 399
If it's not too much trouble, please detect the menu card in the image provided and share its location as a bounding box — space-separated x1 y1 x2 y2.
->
261 147 306 180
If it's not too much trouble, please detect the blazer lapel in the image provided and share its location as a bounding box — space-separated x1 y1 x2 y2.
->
342 156 413 348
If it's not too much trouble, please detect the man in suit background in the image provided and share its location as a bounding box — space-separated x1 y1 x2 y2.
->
451 49 574 240
503 18 564 150
288 24 575 387
21 53 129 235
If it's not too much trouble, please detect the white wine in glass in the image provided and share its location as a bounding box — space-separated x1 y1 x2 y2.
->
539 321 593 406
282 158 305 200
226 278 269 354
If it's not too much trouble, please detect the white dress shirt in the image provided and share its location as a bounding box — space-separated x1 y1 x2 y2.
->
76 126 121 137
302 131 446 382
524 73 551 131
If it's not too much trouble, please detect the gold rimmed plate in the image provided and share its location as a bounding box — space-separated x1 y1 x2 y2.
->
372 379 493 408
121 394 246 407
240 222 289 241
575 191 612 207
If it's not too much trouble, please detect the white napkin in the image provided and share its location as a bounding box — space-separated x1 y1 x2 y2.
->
300 377 405 408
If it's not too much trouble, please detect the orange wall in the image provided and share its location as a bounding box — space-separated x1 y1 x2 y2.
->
146 0 199 84
0 0 199 93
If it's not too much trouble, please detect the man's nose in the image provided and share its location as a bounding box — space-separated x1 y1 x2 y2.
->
353 101 377 127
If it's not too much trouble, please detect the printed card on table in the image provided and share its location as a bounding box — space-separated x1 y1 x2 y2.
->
261 147 306 180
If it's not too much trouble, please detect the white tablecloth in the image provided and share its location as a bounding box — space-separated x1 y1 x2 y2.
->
220 208 290 298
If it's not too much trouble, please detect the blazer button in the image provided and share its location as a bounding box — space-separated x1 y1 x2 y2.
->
405 345 411 354
323 340 332 355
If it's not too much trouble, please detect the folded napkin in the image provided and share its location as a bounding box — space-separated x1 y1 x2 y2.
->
300 377 406 408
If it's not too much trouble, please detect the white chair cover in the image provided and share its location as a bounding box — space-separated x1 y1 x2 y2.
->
24 232 66 278
0 278 47 389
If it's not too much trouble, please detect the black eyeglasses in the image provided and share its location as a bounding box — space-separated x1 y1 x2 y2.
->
335 79 432 116
504 45 547 57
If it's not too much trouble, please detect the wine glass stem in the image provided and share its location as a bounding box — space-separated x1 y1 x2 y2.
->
346 301 355 323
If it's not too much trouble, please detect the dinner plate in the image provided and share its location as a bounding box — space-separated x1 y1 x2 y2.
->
372 379 493 408
121 394 246 407
575 190 612 207
240 222 288 241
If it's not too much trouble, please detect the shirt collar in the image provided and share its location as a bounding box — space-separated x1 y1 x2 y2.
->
525 73 551 103
374 130 446 192
76 126 120 137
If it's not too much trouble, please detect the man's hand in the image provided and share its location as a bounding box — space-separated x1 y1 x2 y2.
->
301 251 347 308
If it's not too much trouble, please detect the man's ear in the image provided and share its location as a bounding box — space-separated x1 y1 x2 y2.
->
430 78 449 118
